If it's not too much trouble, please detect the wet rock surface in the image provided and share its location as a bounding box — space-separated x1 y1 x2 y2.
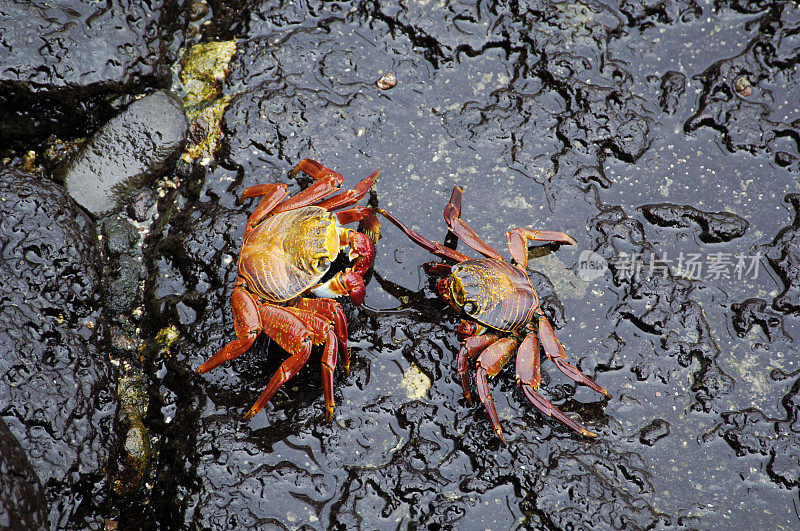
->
764 194 800 313
2 0 800 528
0 169 116 528
0 0 183 141
57 90 189 217
640 202 749 242
0 417 47 530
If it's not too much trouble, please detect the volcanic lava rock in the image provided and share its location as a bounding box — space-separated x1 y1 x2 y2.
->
659 71 686 114
0 418 47 530
0 169 116 528
0 0 183 140
57 90 188 217
686 2 800 156
763 194 800 313
640 203 749 243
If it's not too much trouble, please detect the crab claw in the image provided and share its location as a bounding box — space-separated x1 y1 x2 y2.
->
339 270 366 305
313 270 367 305
347 231 375 277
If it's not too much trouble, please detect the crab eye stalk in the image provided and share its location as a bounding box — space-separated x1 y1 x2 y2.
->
462 300 478 315
316 258 331 272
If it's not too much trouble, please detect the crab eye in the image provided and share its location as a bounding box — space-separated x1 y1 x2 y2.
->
462 301 478 315
317 258 331 271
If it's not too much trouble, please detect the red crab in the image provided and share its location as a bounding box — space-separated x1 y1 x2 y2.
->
379 187 609 441
197 159 380 420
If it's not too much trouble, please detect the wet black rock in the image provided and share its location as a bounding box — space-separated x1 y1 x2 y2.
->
0 169 116 528
0 418 47 530
640 203 749 243
686 2 800 156
619 0 701 29
763 194 800 314
102 216 146 316
731 298 784 342
659 71 686 114
710 372 800 489
638 419 670 446
0 0 184 140
559 85 652 164
592 203 733 410
57 90 189 217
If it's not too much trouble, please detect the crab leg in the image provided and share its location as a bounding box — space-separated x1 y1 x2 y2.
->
255 159 345 215
197 281 261 373
283 307 340 420
475 336 519 444
310 228 375 305
337 206 375 225
337 206 381 245
343 230 376 277
239 183 289 233
507 228 577 269
535 309 610 397
289 158 342 181
377 208 470 262
423 261 453 276
442 186 504 259
243 304 315 420
271 175 343 214
457 332 501 404
311 269 363 304
515 334 596 437
315 171 378 211
292 297 350 374
319 328 338 419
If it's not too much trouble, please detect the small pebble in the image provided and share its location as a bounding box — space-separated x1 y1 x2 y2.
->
734 76 752 97
376 72 397 90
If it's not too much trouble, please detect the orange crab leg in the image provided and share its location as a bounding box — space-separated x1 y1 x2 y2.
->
337 206 374 225
475 336 519 444
515 334 541 390
443 186 503 260
240 183 289 233
507 228 577 269
377 208 470 262
289 158 343 182
292 297 350 374
423 261 453 276
309 228 375 305
313 269 368 305
240 182 287 200
319 327 338 419
197 281 261 373
262 159 346 215
316 170 378 211
271 175 343 215
515 334 596 437
457 332 501 404
283 307 340 420
242 304 315 420
337 206 382 245
536 309 610 397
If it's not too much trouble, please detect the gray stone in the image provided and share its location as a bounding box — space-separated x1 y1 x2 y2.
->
0 418 47 531
0 0 182 139
59 90 188 216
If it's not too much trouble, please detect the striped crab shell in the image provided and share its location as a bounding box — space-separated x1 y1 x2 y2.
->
237 206 341 302
448 258 540 332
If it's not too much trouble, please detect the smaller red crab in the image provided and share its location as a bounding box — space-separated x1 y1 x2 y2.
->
197 159 380 421
379 187 609 441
